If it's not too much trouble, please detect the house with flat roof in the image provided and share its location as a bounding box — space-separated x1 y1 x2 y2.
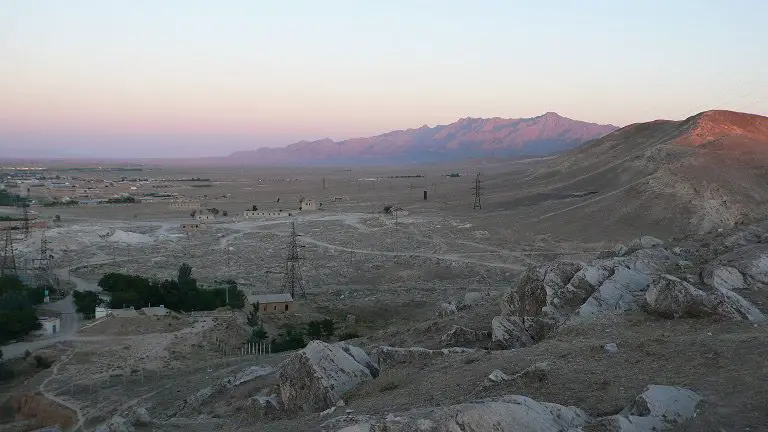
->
248 293 295 315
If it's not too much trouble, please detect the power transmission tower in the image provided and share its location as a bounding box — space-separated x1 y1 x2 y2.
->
280 222 306 298
33 231 52 287
472 172 484 209
21 205 29 239
1 229 17 276
322 177 326 190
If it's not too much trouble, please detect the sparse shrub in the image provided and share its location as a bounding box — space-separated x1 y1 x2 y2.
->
306 320 324 340
337 331 360 341
23 349 31 359
33 355 52 369
320 318 335 339
383 205 393 214
376 371 406 392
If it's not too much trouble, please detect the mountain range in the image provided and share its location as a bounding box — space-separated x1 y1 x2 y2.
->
227 113 618 166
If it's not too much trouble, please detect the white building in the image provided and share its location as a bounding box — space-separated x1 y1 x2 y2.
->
95 307 109 319
196 214 215 222
39 317 61 335
300 198 318 211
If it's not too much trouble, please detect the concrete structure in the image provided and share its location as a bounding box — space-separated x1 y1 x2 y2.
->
243 210 292 218
300 198 318 211
169 200 201 209
196 214 215 222
249 293 295 315
95 307 109 319
141 306 169 316
39 317 61 335
110 308 140 318
181 223 201 233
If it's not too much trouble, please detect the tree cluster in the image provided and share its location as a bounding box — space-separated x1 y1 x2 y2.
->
72 290 102 317
0 275 44 344
97 264 246 312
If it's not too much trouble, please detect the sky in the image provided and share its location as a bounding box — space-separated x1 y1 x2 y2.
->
1 0 767 158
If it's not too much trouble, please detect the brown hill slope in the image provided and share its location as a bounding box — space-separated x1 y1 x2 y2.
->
479 110 768 239
228 113 617 166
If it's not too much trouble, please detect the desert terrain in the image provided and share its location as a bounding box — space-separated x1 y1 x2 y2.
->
1 110 768 431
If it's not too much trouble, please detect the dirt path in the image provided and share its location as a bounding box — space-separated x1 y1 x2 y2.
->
536 174 654 220
299 236 524 270
39 348 86 431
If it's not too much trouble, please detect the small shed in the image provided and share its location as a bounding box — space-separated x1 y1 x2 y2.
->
39 317 61 335
300 198 318 211
249 293 295 315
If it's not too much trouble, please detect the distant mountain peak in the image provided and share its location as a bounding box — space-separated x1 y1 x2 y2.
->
677 110 768 148
227 113 618 166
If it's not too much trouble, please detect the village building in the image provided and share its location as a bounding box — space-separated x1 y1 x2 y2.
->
39 316 61 335
300 198 318 211
249 293 295 315
196 214 215 223
169 200 201 209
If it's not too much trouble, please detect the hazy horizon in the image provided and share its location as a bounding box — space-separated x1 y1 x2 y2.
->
2 0 767 158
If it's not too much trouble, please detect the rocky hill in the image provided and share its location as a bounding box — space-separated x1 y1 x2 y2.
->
227 113 618 166
482 110 768 238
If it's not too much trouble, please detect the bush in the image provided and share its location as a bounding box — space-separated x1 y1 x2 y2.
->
23 350 31 359
337 331 360 341
33 355 52 369
270 325 307 353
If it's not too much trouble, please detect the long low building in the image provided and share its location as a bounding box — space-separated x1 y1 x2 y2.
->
243 210 292 218
248 293 295 314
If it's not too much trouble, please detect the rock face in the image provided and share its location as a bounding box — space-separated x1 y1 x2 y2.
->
593 385 701 431
323 385 700 432
371 346 476 369
646 274 765 321
337 343 380 378
440 325 491 347
701 265 746 291
490 316 534 349
277 341 376 413
322 394 589 432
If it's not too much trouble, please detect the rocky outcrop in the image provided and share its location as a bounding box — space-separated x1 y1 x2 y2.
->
131 408 151 426
440 325 491 347
575 267 652 317
371 346 476 369
337 343 380 378
277 341 376 413
701 265 746 291
646 275 764 320
491 315 534 349
462 291 485 307
593 385 701 431
95 416 134 432
322 385 700 432
322 394 589 432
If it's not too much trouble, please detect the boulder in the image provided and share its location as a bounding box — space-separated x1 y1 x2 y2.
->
337 343 379 378
613 243 629 257
277 341 375 413
628 236 664 251
701 265 746 291
131 407 151 426
322 395 589 432
371 346 476 369
486 369 511 383
440 325 491 347
502 261 584 317
490 315 533 349
575 267 652 317
646 275 765 321
463 291 485 307
436 301 457 317
593 385 701 431
604 343 619 354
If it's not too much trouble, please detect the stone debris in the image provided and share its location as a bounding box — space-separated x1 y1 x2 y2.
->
439 325 491 347
371 346 476 369
486 369 510 383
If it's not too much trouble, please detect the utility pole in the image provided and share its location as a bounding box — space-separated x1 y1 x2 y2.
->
280 222 306 298
472 172 484 210
322 177 326 190
21 205 29 239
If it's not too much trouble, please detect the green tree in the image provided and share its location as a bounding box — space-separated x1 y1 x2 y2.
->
251 205 258 211
320 318 335 339
178 263 193 285
248 325 268 344
73 290 102 317
247 302 261 327
306 320 324 340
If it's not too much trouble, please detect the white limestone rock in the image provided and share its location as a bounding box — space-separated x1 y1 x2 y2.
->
337 343 379 378
487 369 511 383
646 275 764 321
277 341 375 413
604 342 619 354
701 265 746 291
322 395 589 432
593 385 701 431
490 315 534 349
463 291 485 307
95 416 134 432
576 267 652 317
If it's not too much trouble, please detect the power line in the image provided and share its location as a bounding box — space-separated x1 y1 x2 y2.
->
472 172 484 210
280 222 306 299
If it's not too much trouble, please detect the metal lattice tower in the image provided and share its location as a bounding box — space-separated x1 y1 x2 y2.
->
280 222 306 298
472 172 484 210
1 229 17 276
21 205 30 238
33 231 52 287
